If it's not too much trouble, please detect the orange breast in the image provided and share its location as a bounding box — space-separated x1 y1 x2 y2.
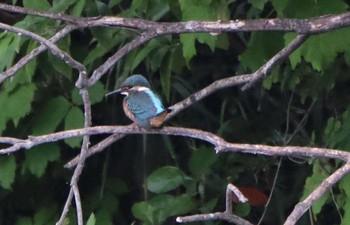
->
122 98 136 123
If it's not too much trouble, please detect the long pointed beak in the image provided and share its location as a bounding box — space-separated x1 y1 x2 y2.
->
105 88 121 97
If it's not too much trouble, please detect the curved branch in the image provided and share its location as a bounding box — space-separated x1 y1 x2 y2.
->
0 22 86 75
284 162 350 225
0 24 77 84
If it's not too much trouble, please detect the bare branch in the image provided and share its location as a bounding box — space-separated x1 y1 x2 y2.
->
73 185 83 225
0 22 86 75
0 24 77 84
64 132 125 169
67 87 92 224
56 188 74 225
1 3 350 34
1 126 349 162
176 212 253 225
177 183 251 225
0 3 86 25
82 31 158 88
241 34 309 90
284 162 350 225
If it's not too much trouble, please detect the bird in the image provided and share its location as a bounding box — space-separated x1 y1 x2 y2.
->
106 74 171 129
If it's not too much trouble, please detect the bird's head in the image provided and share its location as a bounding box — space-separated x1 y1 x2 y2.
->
106 74 151 97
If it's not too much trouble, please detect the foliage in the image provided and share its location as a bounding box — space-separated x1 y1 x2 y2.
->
0 0 350 224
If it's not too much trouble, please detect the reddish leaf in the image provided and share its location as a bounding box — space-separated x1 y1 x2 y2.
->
232 187 269 206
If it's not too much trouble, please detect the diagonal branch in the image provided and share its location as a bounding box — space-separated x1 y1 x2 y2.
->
82 30 158 87
241 34 309 90
0 22 86 75
0 24 77 84
284 162 350 225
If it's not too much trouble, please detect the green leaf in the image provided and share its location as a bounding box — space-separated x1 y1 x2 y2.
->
324 108 350 150
51 0 76 12
248 0 268 10
0 155 16 190
131 40 160 72
234 203 251 217
86 213 96 225
341 197 350 225
33 204 58 225
71 0 86 16
270 0 289 16
301 161 329 217
283 0 349 70
240 32 284 71
72 81 105 105
340 174 350 196
108 0 121 8
132 202 154 224
64 106 84 148
147 166 187 193
179 34 196 65
160 194 196 216
0 93 7 134
15 217 33 225
24 144 60 178
287 30 350 71
6 83 36 126
32 97 71 135
132 194 196 224
23 0 50 10
160 49 173 101
48 36 72 80
0 35 16 71
189 146 217 177
284 0 347 18
178 0 221 64
95 209 113 225
83 43 110 65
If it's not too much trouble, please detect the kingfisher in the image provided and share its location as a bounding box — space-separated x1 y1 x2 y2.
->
106 74 170 129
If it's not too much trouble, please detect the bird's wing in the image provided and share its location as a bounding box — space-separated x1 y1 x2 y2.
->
126 91 159 120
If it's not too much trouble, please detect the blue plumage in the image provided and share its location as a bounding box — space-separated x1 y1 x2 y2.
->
106 74 170 129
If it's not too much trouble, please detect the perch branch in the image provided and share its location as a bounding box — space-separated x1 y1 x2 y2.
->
1 126 349 162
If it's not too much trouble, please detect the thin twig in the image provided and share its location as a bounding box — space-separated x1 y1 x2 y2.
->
56 188 74 225
73 184 83 225
83 31 158 87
